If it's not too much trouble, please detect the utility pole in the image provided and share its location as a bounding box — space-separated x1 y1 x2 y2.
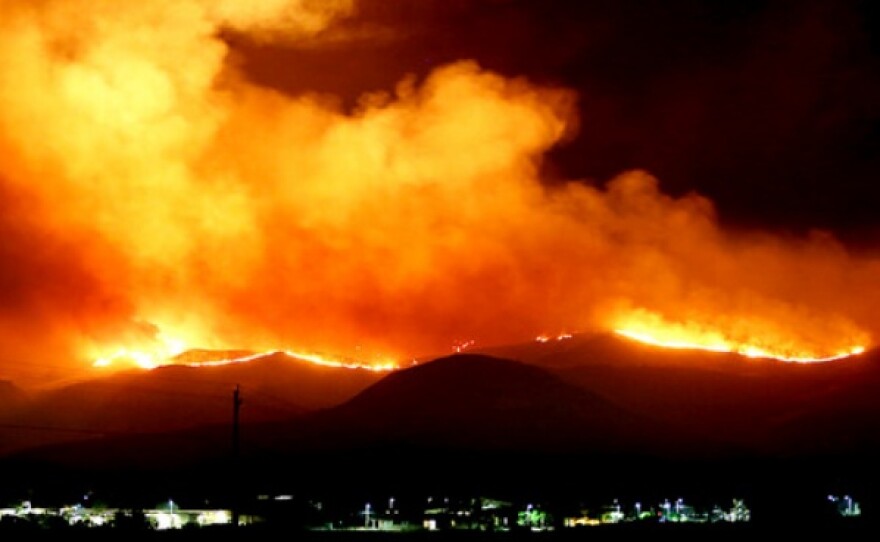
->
232 384 243 527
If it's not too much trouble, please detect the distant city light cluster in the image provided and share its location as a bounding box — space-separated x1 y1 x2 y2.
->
0 492 865 532
562 497 750 526
0 500 240 530
828 495 861 517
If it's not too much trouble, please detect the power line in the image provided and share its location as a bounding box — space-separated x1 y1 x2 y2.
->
232 384 242 528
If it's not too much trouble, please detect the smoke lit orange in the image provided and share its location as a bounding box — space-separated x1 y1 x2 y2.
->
0 0 877 387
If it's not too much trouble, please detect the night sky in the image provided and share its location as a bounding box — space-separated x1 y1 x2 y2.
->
241 0 880 242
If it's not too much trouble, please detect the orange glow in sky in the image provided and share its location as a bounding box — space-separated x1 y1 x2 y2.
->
0 0 877 387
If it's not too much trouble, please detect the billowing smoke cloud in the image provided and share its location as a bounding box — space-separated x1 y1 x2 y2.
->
0 0 876 386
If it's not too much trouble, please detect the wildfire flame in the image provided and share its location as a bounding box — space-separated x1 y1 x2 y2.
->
536 333 573 343
0 0 877 387
92 333 188 370
93 343 398 372
194 349 398 372
613 310 866 363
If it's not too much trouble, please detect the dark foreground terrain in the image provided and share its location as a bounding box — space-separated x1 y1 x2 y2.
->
1 521 877 541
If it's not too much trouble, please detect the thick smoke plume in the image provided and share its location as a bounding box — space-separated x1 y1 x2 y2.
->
0 0 876 386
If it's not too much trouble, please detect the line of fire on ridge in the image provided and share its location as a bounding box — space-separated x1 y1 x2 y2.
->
614 329 865 363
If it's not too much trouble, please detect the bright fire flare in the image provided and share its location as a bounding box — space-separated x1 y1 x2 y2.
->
93 342 398 372
613 326 865 363
180 349 399 372
92 333 188 370
536 333 574 343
